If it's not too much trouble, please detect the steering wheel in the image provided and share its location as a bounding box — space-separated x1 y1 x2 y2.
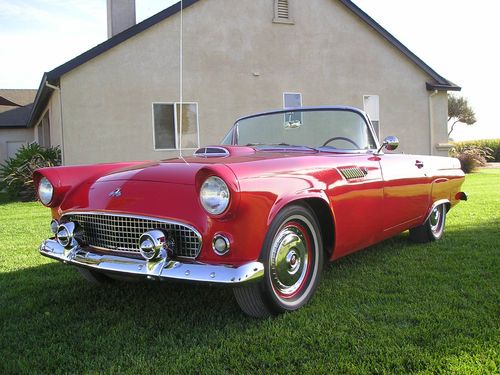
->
322 136 360 149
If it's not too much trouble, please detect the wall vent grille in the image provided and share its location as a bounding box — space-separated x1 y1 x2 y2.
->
277 0 289 19
274 0 293 23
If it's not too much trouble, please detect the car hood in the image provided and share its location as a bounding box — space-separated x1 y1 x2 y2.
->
97 160 207 185
95 146 324 185
60 146 328 216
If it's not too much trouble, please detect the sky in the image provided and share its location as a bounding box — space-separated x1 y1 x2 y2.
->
0 0 498 141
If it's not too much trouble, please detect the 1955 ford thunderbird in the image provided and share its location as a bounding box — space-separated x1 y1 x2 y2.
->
36 107 466 318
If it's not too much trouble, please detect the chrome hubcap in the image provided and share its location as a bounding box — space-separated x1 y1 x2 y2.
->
270 225 309 297
429 206 442 234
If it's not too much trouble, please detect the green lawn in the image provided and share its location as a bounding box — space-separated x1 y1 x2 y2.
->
1 170 498 374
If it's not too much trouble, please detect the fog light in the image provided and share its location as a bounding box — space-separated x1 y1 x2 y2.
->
212 234 230 256
139 230 168 261
56 222 77 248
50 219 59 234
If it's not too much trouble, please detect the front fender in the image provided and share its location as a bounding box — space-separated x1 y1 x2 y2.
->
34 162 145 210
220 172 334 264
267 190 332 228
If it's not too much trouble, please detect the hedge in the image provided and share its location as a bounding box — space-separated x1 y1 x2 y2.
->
0 143 61 201
452 139 500 162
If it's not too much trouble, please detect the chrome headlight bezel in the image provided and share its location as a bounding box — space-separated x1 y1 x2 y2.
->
38 177 54 206
199 176 230 215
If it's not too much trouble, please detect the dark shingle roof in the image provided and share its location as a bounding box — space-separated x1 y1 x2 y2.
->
0 96 20 106
28 0 460 127
0 104 34 128
0 89 37 108
0 90 37 128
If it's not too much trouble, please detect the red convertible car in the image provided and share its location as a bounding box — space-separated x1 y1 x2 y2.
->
36 107 466 318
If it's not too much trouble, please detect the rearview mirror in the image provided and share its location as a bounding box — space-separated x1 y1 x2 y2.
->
376 136 399 154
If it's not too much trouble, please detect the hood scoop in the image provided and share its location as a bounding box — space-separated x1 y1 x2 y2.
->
194 147 230 158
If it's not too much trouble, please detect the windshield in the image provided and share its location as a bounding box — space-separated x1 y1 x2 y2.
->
222 109 377 150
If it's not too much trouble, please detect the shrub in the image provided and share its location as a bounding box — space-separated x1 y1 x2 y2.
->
450 145 493 174
453 139 500 162
0 143 61 201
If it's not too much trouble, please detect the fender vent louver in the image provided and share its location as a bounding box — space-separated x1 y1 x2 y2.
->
194 147 230 158
339 167 367 180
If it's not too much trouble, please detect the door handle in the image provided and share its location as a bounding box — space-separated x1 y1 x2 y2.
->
415 160 424 169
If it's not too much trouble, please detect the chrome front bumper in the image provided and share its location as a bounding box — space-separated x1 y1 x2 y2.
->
39 239 264 285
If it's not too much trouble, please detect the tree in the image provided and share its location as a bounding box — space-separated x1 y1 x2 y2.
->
448 94 476 138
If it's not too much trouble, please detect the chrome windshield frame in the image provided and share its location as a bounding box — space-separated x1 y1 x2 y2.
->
221 106 381 151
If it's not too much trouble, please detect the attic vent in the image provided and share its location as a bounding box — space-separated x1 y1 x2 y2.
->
339 167 367 180
274 0 294 24
194 147 230 158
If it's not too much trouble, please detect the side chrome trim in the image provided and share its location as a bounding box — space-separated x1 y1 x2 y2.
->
39 239 264 285
424 199 451 223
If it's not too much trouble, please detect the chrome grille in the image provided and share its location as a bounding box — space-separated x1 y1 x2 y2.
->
63 212 202 258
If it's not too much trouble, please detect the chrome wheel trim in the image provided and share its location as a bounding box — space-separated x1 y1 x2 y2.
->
429 205 444 237
268 214 319 306
270 226 309 297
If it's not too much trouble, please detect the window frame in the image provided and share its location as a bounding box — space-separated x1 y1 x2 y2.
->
230 107 379 152
283 92 302 109
363 94 380 139
152 102 200 151
283 92 303 125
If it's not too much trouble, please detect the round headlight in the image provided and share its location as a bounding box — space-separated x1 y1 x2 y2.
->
200 176 230 215
38 177 54 205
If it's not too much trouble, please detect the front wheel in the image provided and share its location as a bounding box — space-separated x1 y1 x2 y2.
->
409 203 447 243
234 204 324 318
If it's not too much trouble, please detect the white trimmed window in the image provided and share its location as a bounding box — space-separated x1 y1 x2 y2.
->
36 111 51 147
274 0 294 24
363 95 380 138
283 92 302 124
283 92 302 108
153 102 199 150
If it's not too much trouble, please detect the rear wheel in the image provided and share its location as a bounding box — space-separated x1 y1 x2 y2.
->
234 204 324 318
409 204 447 243
76 267 112 284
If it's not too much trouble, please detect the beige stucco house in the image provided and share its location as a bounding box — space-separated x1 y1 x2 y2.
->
0 89 37 163
28 0 460 165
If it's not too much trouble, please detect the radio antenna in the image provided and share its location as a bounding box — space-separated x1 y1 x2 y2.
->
178 0 184 160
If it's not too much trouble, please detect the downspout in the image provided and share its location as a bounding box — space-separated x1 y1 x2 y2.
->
428 89 438 156
45 82 65 165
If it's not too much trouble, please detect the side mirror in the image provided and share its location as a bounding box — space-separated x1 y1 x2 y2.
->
376 136 399 154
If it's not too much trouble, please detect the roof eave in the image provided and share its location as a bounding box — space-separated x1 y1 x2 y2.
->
27 74 55 128
0 97 21 107
28 0 201 128
46 0 199 81
340 0 460 89
28 0 462 126
426 82 462 92
0 125 29 129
